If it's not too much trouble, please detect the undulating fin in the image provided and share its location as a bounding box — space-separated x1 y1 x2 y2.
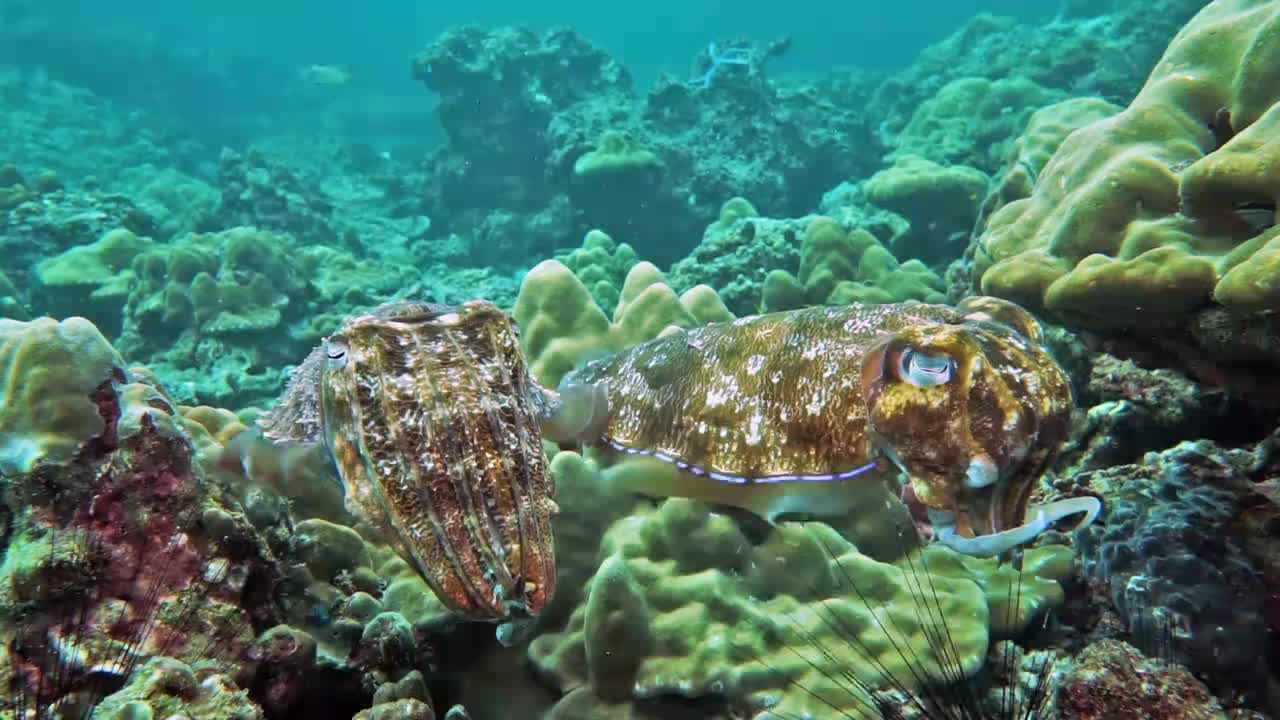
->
257 344 326 445
536 376 610 445
215 429 346 501
603 454 868 524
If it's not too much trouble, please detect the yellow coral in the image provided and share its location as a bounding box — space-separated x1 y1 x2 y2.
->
761 217 944 312
530 494 1073 717
513 260 732 387
974 0 1280 335
0 316 124 474
1214 227 1280 312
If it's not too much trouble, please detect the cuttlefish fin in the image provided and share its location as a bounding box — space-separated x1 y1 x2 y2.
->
931 495 1102 558
213 430 349 519
602 455 865 523
536 376 610 444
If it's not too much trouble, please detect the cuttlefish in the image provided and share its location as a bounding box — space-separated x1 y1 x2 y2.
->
253 300 602 643
554 296 1101 558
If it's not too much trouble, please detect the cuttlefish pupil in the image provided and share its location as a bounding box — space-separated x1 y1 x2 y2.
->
898 348 955 387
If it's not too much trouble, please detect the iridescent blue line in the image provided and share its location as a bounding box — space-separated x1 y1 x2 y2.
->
603 436 879 485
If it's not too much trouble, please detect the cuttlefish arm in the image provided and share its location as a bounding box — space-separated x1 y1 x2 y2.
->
929 496 1102 558
533 375 610 444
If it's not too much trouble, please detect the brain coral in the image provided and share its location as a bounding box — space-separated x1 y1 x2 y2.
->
974 0 1280 352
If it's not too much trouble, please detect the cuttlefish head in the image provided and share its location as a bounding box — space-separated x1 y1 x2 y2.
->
861 297 1095 558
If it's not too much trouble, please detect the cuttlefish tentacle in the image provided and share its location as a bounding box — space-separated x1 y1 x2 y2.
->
930 496 1102 558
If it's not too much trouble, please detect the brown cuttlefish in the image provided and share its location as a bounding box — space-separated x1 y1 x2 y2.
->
255 300 605 644
557 296 1100 558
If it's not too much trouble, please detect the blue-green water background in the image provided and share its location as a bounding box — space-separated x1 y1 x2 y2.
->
4 0 1054 150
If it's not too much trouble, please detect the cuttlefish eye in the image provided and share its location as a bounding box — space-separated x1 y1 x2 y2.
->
896 348 955 387
324 339 349 369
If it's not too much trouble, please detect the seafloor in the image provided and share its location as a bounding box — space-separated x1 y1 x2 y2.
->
1 0 1279 718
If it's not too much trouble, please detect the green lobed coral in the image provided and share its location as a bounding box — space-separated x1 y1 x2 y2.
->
761 216 945 312
554 229 641 316
973 0 1280 351
513 259 732 388
0 315 124 475
891 75 1068 174
529 491 1073 717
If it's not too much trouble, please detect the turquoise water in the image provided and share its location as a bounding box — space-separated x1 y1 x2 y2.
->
1 1 1276 719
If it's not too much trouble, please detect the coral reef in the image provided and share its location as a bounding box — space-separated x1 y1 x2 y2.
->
0 65 186 184
218 148 338 248
1 165 157 304
413 26 628 265
115 164 220 239
413 27 872 267
0 316 279 715
1055 640 1228 720
867 0 1205 143
5 3 1279 718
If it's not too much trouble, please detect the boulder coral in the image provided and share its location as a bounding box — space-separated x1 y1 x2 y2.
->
760 216 945 312
983 97 1123 217
528 493 1075 718
864 154 989 266
513 259 732 388
973 0 1280 365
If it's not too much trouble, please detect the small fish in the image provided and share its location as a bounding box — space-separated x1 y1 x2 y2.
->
250 300 605 643
1233 201 1276 234
299 64 352 86
564 296 1100 558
